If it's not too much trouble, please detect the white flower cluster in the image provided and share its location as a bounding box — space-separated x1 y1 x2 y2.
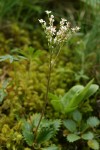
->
39 10 80 49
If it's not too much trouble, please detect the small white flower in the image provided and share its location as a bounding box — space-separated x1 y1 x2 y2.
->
51 15 54 18
61 18 67 22
76 26 80 31
66 22 71 28
71 28 76 32
51 27 56 35
38 19 45 23
45 10 51 14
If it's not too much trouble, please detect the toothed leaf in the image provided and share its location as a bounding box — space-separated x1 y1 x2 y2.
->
72 110 82 122
82 132 94 140
63 119 77 132
36 127 54 144
22 130 34 146
87 116 100 127
52 119 61 132
67 134 80 142
88 140 99 150
42 145 59 150
22 120 34 146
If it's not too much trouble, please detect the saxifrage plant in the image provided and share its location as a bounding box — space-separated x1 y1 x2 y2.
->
22 10 80 149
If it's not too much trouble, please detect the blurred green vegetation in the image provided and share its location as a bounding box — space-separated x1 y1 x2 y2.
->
0 0 100 149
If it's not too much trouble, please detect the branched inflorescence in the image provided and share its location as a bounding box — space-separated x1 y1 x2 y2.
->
39 10 80 50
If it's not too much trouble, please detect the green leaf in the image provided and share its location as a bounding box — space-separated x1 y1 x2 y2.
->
0 89 7 103
22 115 61 146
50 79 99 114
51 100 63 112
49 93 59 101
84 84 99 100
87 116 100 127
0 54 18 63
37 127 53 144
22 120 32 131
52 119 61 132
49 93 63 112
80 123 89 133
0 80 9 104
0 54 26 63
51 85 84 113
40 119 61 133
88 140 99 150
72 110 82 122
82 132 94 140
31 113 41 127
67 134 80 142
64 106 78 113
2 79 9 88
61 85 84 107
68 79 94 108
36 119 61 144
22 130 34 146
22 120 34 146
42 145 59 150
63 119 77 132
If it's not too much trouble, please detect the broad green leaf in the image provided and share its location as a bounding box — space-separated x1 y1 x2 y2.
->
72 110 82 122
87 116 100 127
68 79 94 108
88 140 99 150
61 85 84 106
51 85 84 113
84 84 99 100
67 134 80 142
50 79 99 114
63 80 95 113
82 132 94 140
63 119 77 132
51 100 63 112
64 106 78 113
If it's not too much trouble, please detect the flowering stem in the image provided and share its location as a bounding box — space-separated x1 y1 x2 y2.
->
33 51 53 145
34 10 80 148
